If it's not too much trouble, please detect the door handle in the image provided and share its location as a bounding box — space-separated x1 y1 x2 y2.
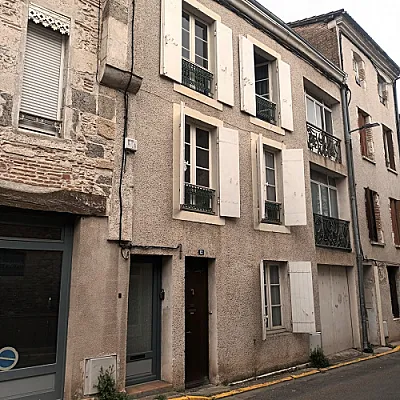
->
186 331 192 334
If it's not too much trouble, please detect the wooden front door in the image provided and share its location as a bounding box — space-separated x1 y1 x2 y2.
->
185 257 209 387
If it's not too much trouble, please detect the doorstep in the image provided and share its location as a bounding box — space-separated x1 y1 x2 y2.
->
126 380 173 398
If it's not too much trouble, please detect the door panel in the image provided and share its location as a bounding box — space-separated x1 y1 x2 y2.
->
126 257 161 385
185 257 209 387
318 265 353 355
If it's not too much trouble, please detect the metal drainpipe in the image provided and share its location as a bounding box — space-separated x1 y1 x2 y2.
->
340 86 370 352
393 77 400 158
338 29 370 352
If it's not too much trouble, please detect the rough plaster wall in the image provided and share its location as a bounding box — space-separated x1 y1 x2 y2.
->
340 35 400 341
292 22 340 67
130 0 357 386
0 0 118 208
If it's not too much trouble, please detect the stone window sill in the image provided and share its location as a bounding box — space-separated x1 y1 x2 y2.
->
173 209 225 226
362 156 376 165
174 83 223 111
265 327 289 336
394 245 400 249
256 222 291 234
370 241 385 247
387 167 398 175
250 116 285 136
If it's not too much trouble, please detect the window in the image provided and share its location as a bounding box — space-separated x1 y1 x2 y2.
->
390 198 400 246
182 120 214 214
240 35 293 132
263 149 281 224
353 52 365 87
358 109 374 160
306 94 333 134
19 8 69 136
388 267 400 318
254 51 276 125
365 188 383 243
261 262 282 330
256 136 307 227
383 126 396 171
161 0 234 106
311 170 338 218
181 11 213 97
175 104 240 221
378 74 388 106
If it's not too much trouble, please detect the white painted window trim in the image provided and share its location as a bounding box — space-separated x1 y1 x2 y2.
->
310 175 339 218
173 103 225 226
251 133 291 234
261 261 283 336
305 93 334 135
173 83 223 111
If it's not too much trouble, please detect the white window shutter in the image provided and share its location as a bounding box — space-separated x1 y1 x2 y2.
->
260 260 267 340
218 127 240 218
216 21 234 106
288 262 316 333
179 102 185 205
282 149 307 226
239 35 256 116
20 22 63 121
278 60 293 132
160 0 182 82
257 134 266 221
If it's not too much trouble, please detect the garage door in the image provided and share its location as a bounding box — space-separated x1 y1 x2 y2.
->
318 265 353 355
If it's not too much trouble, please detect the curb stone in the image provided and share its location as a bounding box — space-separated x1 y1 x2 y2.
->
169 345 400 400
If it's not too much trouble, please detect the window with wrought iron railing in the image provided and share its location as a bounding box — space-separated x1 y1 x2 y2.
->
181 120 215 214
254 52 277 124
181 11 213 97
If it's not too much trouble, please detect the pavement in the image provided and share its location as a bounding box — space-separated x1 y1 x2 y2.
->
163 344 400 400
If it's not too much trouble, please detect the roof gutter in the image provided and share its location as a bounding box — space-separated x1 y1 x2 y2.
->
216 0 346 85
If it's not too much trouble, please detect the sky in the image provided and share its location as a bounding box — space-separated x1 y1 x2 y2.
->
258 0 400 69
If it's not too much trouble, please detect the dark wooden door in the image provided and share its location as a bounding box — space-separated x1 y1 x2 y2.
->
185 257 209 387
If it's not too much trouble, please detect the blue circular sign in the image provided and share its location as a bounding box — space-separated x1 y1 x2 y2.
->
0 347 19 371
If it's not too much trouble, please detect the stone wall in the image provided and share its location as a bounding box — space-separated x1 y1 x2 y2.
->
0 0 119 216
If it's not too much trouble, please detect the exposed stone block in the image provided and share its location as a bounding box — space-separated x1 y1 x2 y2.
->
72 89 97 114
86 142 104 158
98 95 116 120
0 91 12 126
98 117 116 140
103 0 129 24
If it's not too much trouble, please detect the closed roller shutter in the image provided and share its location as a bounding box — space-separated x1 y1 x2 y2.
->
20 22 63 122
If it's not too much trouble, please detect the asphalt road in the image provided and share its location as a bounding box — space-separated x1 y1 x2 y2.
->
233 352 400 400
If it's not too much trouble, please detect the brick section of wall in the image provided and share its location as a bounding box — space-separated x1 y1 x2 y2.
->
293 22 340 67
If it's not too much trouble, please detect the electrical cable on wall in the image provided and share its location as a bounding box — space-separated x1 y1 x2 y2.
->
118 0 135 247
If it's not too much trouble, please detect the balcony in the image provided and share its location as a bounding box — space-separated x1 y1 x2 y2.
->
262 201 281 224
314 213 351 251
181 183 215 214
182 59 213 97
256 96 276 125
307 122 342 163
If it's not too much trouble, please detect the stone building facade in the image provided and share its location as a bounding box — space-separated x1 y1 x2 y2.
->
291 10 400 346
0 1 371 400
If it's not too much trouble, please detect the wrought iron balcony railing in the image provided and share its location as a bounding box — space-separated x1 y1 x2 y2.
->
314 213 351 251
182 59 213 97
262 201 281 224
256 96 276 125
307 122 342 163
181 183 215 214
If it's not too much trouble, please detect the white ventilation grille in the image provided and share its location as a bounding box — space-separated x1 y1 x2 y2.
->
84 355 117 396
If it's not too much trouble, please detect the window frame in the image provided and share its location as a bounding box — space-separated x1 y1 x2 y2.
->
390 198 400 246
365 188 382 243
305 94 333 135
383 126 396 171
310 172 339 219
181 11 211 72
262 262 283 331
184 120 213 189
378 74 388 106
19 19 68 137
